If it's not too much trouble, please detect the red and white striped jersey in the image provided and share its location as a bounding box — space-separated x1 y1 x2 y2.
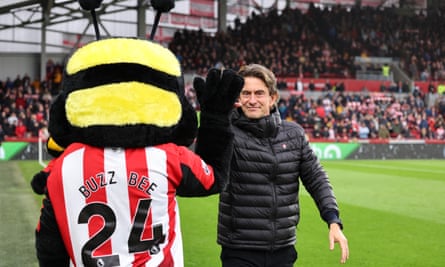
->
46 142 216 267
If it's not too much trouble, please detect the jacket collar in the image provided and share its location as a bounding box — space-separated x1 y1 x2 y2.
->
232 107 281 138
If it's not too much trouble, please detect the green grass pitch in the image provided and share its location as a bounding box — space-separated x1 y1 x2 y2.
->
1 159 444 267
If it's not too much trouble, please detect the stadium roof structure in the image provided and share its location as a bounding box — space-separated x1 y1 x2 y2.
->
0 0 174 51
0 0 182 79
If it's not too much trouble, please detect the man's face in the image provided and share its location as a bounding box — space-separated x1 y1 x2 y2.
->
239 77 277 119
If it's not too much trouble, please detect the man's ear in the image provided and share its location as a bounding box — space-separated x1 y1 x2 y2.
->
270 94 279 109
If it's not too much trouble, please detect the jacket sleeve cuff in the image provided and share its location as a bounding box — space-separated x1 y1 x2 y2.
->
322 210 343 230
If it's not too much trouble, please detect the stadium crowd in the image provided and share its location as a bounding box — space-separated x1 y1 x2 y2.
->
0 60 63 140
276 89 445 140
2 4 445 141
169 4 445 81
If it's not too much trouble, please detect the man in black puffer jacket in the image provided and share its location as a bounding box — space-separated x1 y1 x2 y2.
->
195 64 349 267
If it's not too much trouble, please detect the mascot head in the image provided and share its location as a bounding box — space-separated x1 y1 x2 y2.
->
48 37 197 149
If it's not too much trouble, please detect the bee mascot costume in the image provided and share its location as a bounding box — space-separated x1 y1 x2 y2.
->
34 1 243 266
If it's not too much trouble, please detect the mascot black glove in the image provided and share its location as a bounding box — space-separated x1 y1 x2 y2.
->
31 171 49 195
193 68 244 126
191 68 243 193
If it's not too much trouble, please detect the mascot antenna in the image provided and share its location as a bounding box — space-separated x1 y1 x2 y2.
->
78 0 175 41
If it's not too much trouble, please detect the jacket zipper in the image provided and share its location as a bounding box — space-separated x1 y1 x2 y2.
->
268 138 278 250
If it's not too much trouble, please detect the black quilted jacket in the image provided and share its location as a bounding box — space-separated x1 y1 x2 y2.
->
217 108 341 251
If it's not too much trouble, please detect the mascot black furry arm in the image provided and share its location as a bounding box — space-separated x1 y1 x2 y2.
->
35 38 242 267
177 68 243 196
